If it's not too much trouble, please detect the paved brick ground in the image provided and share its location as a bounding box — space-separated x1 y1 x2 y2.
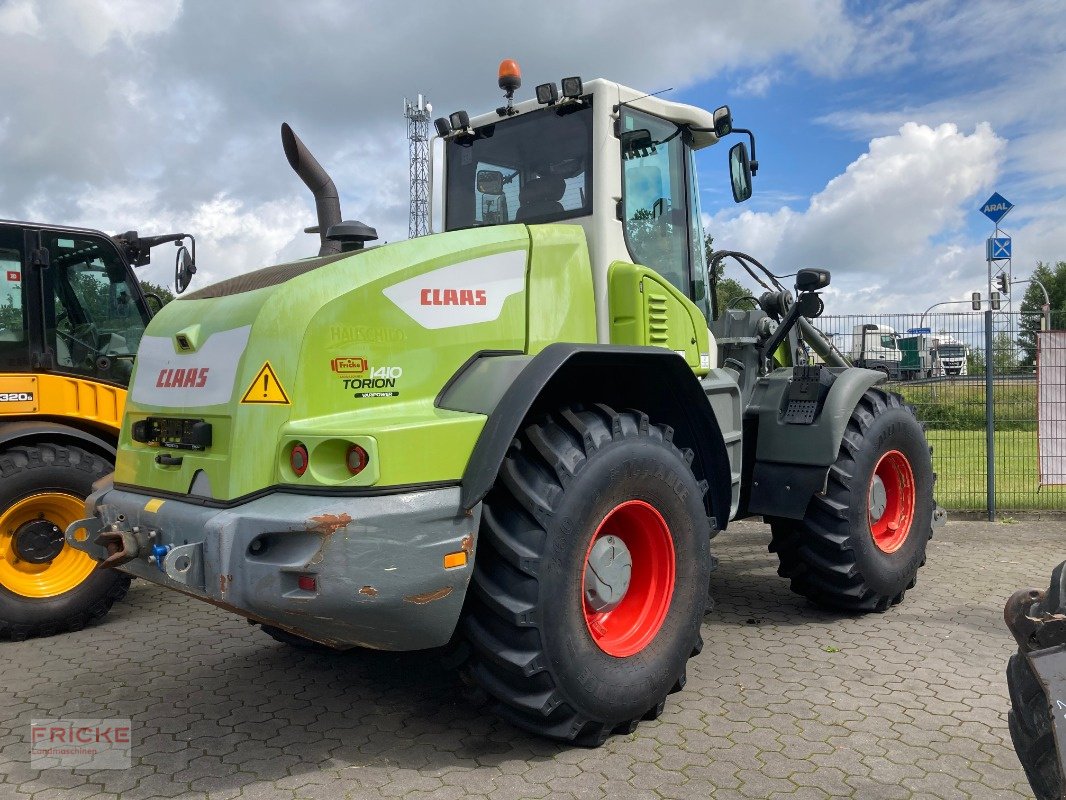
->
1 518 1058 800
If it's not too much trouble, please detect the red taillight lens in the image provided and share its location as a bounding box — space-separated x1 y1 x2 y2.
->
290 443 309 477
297 575 316 592
346 444 369 476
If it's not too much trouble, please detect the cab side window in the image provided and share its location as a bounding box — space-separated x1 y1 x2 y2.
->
0 228 28 370
0 248 25 343
621 107 701 315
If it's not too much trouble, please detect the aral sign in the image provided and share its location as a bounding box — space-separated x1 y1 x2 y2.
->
980 192 1014 225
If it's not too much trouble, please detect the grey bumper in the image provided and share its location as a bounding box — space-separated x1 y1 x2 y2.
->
65 485 480 651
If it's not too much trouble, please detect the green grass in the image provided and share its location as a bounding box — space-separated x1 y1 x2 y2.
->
896 382 1037 431
926 429 1066 511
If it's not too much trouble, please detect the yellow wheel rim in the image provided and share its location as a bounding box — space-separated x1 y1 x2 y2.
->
0 493 95 598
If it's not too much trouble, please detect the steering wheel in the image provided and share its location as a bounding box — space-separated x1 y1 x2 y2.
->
55 323 101 367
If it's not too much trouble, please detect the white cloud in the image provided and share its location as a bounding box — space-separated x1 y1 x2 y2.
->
0 0 40 36
709 122 1006 311
732 71 781 98
0 0 873 284
0 0 1062 307
32 0 182 54
21 180 306 289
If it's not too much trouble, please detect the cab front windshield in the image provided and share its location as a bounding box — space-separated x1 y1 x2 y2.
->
444 103 593 230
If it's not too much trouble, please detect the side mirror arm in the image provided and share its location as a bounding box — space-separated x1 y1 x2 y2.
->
731 128 758 176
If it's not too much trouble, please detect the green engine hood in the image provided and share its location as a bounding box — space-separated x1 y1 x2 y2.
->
117 225 539 501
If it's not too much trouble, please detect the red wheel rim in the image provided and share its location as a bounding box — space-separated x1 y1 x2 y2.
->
869 450 915 554
581 500 675 657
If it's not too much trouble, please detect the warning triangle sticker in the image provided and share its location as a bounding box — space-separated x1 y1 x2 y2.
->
240 361 291 405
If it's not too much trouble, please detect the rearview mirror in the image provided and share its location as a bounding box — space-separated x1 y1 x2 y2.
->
712 105 732 138
729 142 752 203
476 169 504 196
620 128 654 160
175 245 195 295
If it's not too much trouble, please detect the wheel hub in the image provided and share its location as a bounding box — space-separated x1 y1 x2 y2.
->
13 519 66 564
581 500 675 658
869 474 888 522
0 492 96 598
868 449 916 554
583 534 633 613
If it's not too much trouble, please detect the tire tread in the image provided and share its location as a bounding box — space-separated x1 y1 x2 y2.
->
0 443 130 641
462 404 706 745
768 389 933 612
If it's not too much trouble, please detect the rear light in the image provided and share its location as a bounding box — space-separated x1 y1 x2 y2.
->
297 575 317 592
290 443 309 477
346 444 369 476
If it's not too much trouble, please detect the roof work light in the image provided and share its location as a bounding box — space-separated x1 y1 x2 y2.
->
561 76 583 98
535 82 559 105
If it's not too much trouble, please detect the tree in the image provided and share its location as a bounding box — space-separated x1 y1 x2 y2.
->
966 332 1021 376
139 280 176 307
1016 261 1066 366
992 331 1020 374
705 233 751 314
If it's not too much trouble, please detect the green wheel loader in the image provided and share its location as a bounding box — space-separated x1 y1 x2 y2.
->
66 64 944 745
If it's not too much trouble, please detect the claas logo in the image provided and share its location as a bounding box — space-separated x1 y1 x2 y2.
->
5 270 20 282
331 357 368 374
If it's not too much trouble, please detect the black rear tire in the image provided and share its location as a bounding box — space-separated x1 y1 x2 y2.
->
462 404 713 746
0 443 130 641
769 389 933 612
1007 651 1061 800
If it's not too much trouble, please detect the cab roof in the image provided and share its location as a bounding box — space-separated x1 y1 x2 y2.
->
467 78 721 150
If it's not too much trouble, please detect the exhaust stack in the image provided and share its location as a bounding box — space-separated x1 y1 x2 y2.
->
281 122 342 256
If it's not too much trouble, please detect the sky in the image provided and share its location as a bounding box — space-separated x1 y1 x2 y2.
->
0 0 1062 314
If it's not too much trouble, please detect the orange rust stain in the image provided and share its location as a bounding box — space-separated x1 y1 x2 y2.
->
403 586 453 605
359 585 379 597
461 534 474 555
308 513 353 534
219 574 233 593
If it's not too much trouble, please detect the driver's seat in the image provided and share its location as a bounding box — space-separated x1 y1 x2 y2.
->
515 176 565 222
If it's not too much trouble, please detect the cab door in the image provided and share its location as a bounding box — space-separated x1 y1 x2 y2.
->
37 229 152 386
619 107 712 323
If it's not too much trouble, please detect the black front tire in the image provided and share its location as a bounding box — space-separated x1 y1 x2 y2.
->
462 404 713 746
0 443 131 640
769 389 934 612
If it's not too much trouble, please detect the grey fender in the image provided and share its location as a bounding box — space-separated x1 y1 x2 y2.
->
439 343 733 532
0 419 117 461
743 366 885 519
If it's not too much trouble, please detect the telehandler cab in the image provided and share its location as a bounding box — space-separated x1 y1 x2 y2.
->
67 63 942 744
1 220 195 638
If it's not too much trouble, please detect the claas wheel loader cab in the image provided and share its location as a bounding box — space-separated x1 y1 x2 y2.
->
0 220 195 639
66 63 942 745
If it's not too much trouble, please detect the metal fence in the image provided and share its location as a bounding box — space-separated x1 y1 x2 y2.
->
816 310 1066 515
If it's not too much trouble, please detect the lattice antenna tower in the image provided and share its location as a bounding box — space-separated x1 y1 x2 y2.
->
405 95 431 238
